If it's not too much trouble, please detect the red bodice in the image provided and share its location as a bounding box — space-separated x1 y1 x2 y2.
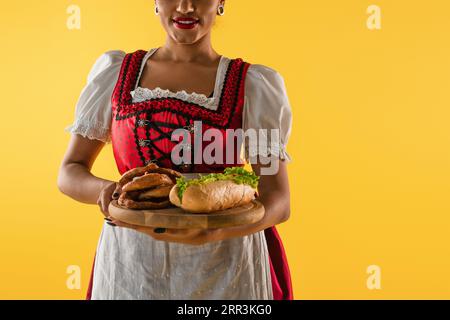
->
110 50 251 175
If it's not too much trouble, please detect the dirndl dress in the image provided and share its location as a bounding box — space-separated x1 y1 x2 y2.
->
65 48 294 300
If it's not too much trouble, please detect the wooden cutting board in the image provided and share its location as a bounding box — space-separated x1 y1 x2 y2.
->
108 200 265 229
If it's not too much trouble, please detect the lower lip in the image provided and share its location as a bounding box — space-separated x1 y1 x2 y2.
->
173 20 199 29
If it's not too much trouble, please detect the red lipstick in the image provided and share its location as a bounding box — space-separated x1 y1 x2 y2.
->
172 17 199 29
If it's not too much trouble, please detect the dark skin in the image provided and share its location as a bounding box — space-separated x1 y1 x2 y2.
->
57 0 291 245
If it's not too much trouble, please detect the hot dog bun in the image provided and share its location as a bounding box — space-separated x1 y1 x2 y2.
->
169 180 257 213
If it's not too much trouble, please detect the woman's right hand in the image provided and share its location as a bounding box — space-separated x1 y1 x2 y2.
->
97 181 119 218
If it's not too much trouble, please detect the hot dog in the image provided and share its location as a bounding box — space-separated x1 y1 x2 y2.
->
169 167 259 213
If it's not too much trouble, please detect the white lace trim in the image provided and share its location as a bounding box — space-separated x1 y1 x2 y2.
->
244 144 292 163
64 120 111 144
130 86 219 110
130 53 231 110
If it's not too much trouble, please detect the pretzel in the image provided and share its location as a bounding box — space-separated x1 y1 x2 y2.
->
118 163 159 186
118 191 171 209
122 173 172 192
137 184 174 200
144 167 182 183
112 163 159 198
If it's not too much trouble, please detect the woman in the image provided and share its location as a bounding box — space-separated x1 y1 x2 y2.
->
58 0 293 300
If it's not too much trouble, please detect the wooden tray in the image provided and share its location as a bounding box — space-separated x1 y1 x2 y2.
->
108 200 265 229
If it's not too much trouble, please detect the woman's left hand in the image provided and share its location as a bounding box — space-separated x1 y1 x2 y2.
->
110 219 220 246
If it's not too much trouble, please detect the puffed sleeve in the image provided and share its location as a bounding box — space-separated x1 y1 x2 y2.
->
64 50 126 144
242 64 293 163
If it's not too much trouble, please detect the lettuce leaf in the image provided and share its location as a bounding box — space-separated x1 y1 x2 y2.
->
175 167 259 201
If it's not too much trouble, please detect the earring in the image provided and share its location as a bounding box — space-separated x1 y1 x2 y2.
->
217 4 225 16
155 6 159 15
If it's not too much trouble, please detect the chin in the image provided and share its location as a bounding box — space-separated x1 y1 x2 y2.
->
171 33 201 45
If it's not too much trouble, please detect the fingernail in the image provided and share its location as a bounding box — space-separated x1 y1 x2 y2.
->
106 222 116 227
154 228 166 234
104 217 112 222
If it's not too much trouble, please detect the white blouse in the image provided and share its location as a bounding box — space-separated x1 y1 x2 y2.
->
65 49 292 162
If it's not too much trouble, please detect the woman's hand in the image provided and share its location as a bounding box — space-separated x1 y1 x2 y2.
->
109 219 219 246
96 181 118 218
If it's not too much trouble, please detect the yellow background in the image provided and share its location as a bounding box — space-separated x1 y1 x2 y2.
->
1 0 449 299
